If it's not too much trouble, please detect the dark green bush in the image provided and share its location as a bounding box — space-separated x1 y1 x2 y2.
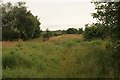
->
66 28 78 34
84 24 104 41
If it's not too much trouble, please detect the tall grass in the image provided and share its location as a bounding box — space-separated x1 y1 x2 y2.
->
2 35 114 78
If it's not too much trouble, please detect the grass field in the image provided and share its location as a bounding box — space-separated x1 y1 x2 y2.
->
2 34 114 78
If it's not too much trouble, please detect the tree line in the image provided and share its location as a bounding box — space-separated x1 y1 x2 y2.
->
40 28 83 41
3 1 117 42
2 1 120 44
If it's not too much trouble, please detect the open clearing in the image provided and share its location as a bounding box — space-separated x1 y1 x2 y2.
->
2 34 114 78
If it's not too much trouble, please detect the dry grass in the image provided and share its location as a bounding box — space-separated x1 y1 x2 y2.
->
2 41 23 47
50 34 83 41
2 41 17 47
2 34 82 47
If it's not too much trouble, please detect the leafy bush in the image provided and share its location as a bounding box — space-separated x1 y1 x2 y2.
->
78 28 83 34
84 24 104 41
66 28 78 34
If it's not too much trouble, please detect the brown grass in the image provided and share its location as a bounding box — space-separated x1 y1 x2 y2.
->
2 34 82 47
50 34 82 41
2 41 23 47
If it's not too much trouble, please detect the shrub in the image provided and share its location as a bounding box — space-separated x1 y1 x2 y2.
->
66 28 78 34
78 28 83 34
84 24 104 41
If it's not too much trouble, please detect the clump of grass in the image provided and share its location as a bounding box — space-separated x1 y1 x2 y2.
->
16 43 22 47
60 38 83 47
2 50 17 69
2 48 33 69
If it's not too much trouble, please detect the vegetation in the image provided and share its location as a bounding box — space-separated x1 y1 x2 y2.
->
2 2 41 41
84 23 104 40
92 1 120 78
41 28 83 41
2 34 114 78
2 1 120 78
66 28 78 34
41 29 51 41
78 28 83 34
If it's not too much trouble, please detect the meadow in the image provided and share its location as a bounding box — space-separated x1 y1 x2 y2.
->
2 34 114 78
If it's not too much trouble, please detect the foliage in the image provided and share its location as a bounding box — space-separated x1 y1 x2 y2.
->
66 28 78 34
84 23 104 40
41 29 51 41
2 2 41 41
92 1 120 78
92 2 120 40
52 30 63 36
78 28 83 34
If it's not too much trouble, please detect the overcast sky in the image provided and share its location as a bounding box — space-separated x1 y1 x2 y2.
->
3 0 96 30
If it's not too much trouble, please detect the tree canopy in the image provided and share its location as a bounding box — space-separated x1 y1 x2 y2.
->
66 28 78 34
2 2 41 41
84 23 104 40
92 1 120 40
92 1 120 78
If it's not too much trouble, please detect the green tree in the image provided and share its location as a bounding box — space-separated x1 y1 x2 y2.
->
66 28 78 34
84 23 103 40
92 1 120 78
78 28 83 34
2 2 41 41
